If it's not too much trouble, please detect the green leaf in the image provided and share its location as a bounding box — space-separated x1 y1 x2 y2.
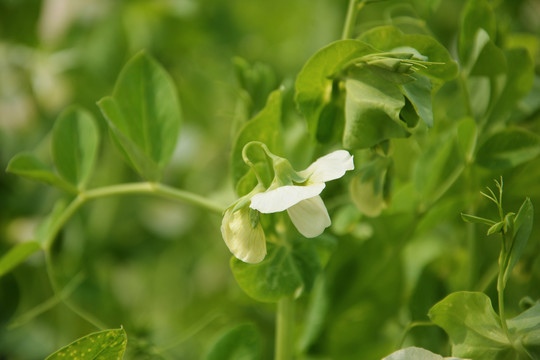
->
504 198 534 286
401 73 433 128
428 291 512 359
52 106 99 189
461 213 496 226
97 51 181 181
358 26 458 81
467 29 507 77
298 276 329 353
295 39 378 139
6 153 77 193
230 236 335 303
231 90 282 195
205 323 261 360
0 242 41 279
457 117 477 163
490 48 535 123
476 128 540 170
343 68 408 149
459 0 496 64
233 57 277 115
508 301 540 351
413 134 463 203
98 96 162 180
45 328 127 360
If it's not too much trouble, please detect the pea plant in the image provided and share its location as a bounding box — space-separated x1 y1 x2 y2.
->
1 0 540 359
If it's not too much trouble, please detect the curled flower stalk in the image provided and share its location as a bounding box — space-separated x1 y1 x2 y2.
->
221 142 354 263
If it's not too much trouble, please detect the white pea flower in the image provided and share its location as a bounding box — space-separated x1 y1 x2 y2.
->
250 150 354 238
382 347 470 360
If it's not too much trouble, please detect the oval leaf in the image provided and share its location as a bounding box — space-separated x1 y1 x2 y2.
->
45 328 127 360
6 153 77 193
429 291 511 360
476 128 540 170
52 106 99 189
98 51 181 180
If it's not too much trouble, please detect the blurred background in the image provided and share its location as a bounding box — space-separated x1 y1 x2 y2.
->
1 0 540 359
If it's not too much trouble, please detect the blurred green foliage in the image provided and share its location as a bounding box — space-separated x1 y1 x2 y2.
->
1 0 540 359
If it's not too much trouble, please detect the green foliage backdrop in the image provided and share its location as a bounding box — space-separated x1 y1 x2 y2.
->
1 0 540 359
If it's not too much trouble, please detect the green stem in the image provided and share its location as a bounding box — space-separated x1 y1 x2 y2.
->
497 233 511 344
84 182 224 215
458 73 473 117
497 261 511 341
40 181 225 328
397 321 437 349
275 296 295 360
342 0 365 40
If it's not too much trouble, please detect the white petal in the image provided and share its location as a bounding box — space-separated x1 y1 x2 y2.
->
299 150 354 183
382 347 470 360
250 183 325 213
221 208 266 263
287 196 331 238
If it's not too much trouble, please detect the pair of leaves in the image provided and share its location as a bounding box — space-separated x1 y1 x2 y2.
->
295 26 457 150
230 235 336 303
8 52 182 185
7 107 99 193
98 51 182 181
429 292 540 360
45 328 127 359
